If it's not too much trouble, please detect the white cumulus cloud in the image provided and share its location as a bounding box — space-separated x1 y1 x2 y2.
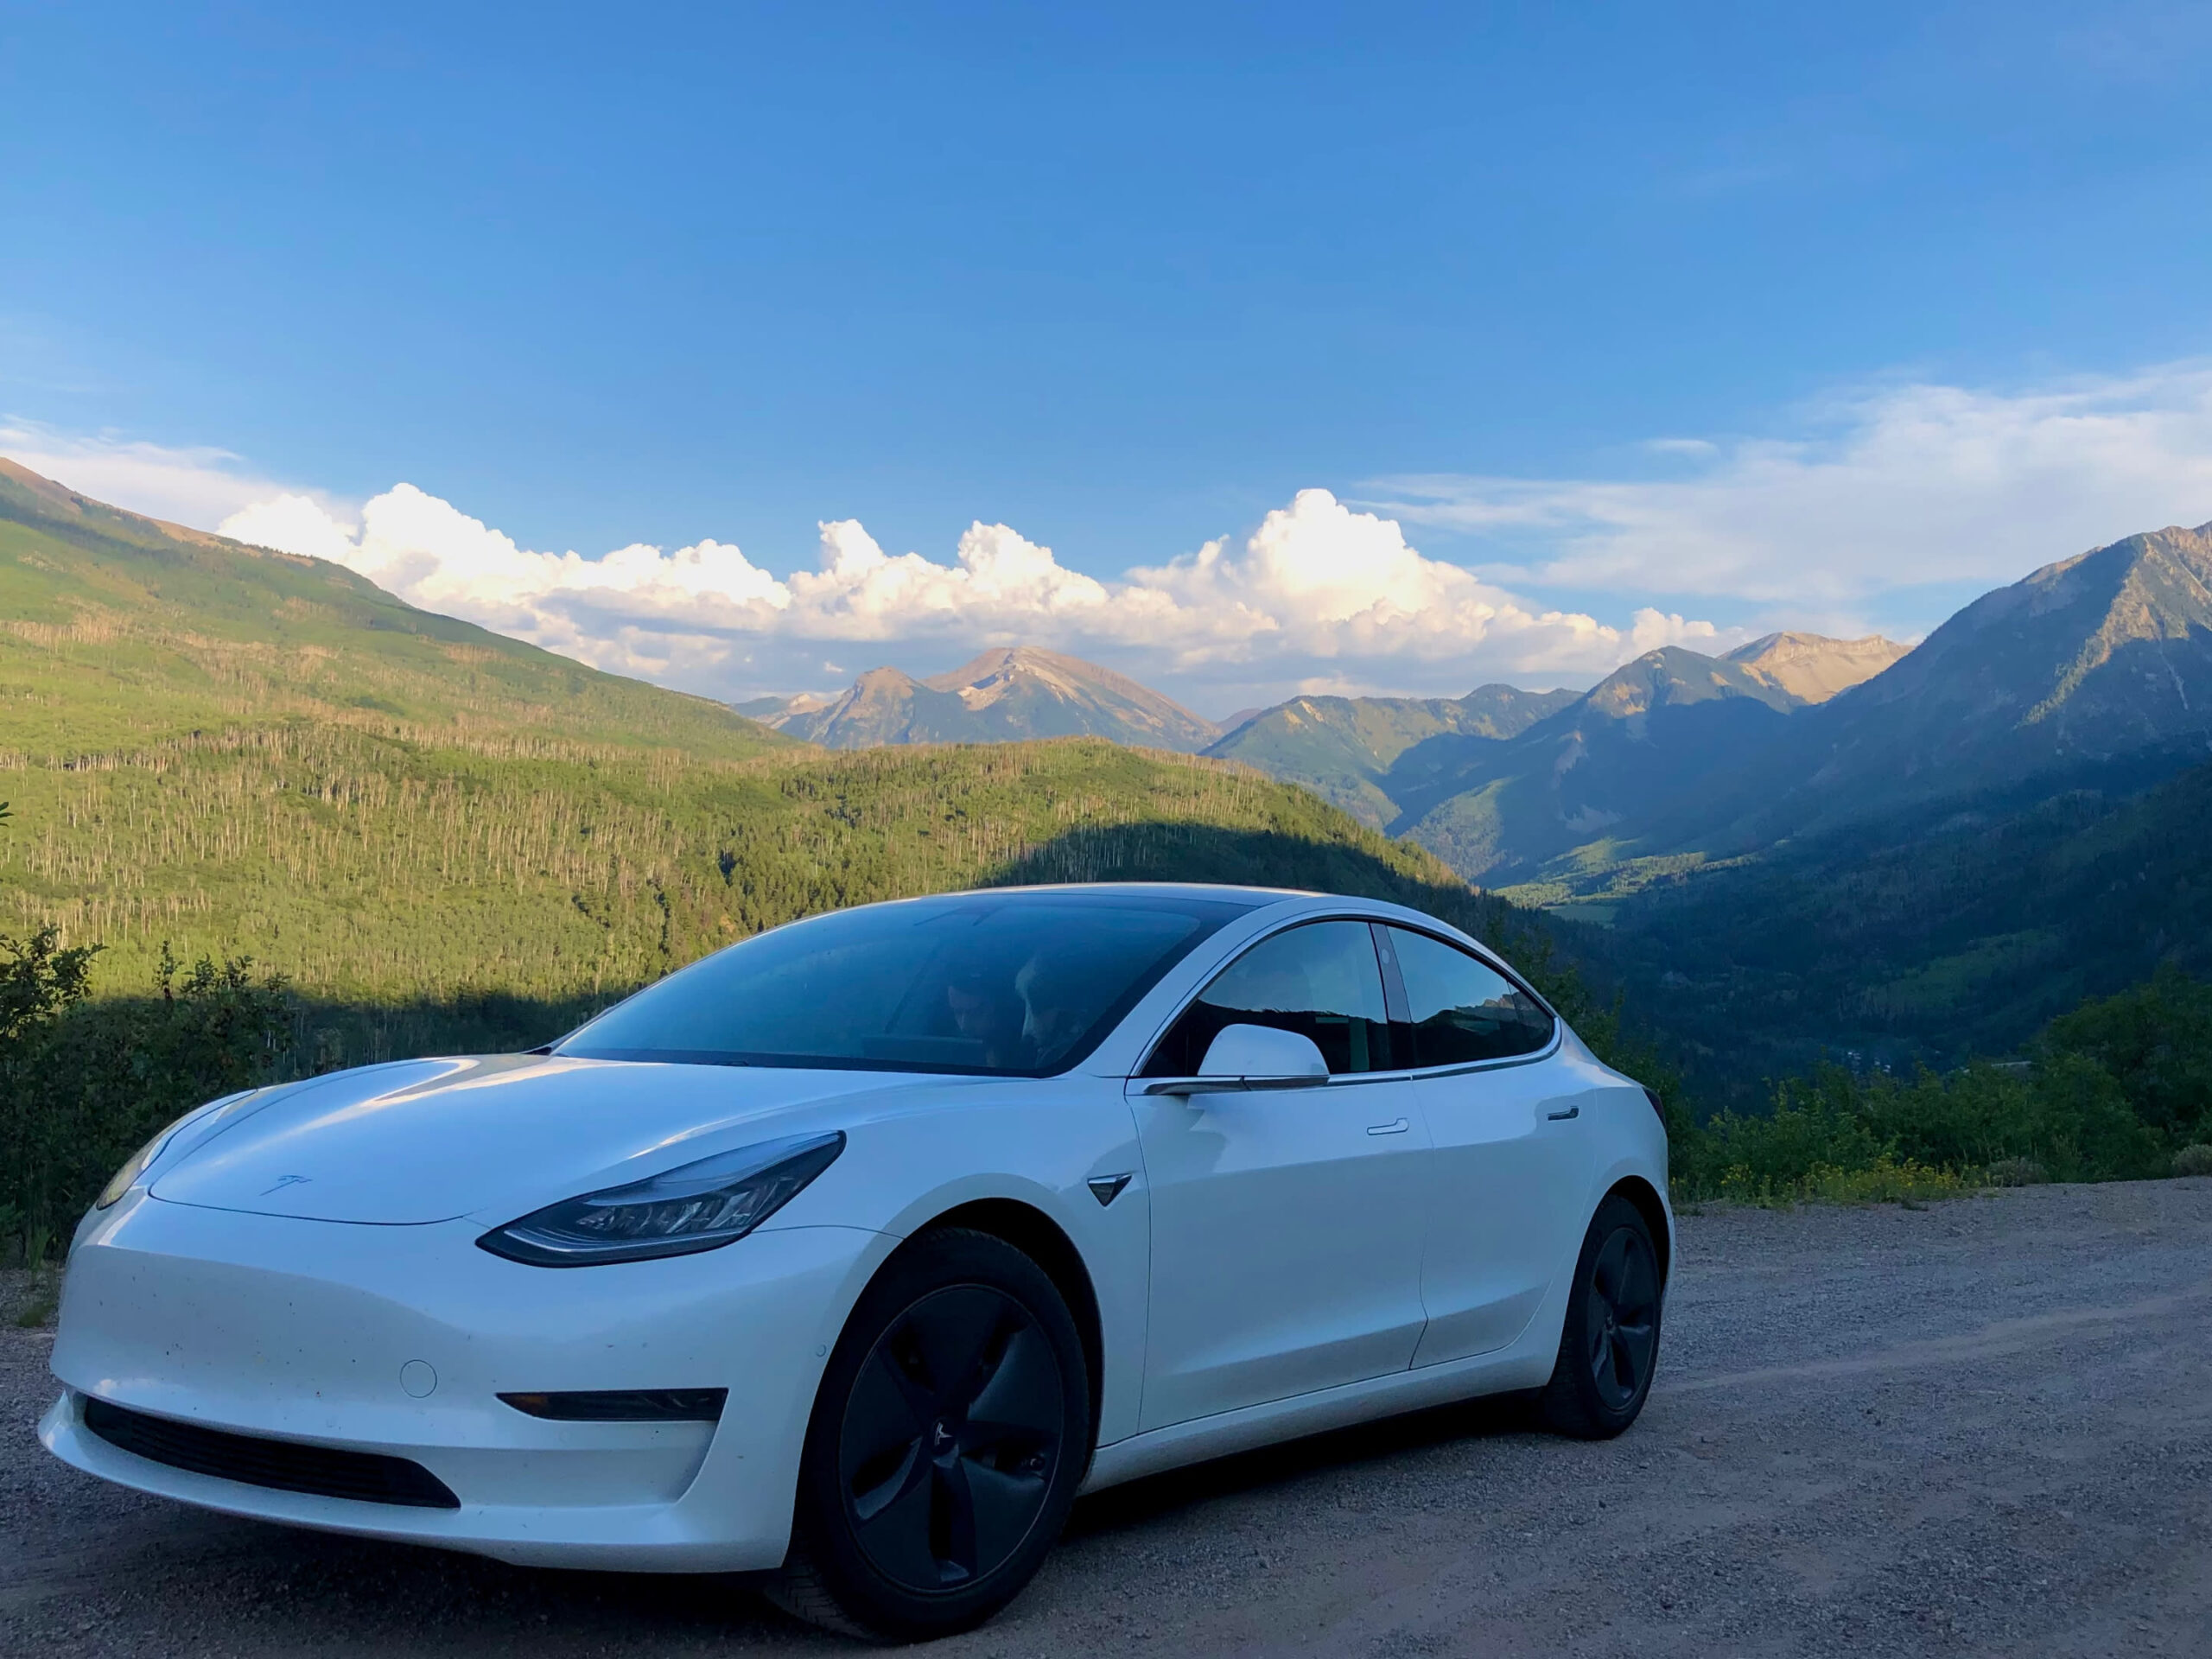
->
210 482 1725 709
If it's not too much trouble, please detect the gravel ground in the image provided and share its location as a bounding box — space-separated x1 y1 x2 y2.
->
6 1179 2211 1657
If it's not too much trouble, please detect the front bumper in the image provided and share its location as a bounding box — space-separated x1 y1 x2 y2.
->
42 1191 889 1570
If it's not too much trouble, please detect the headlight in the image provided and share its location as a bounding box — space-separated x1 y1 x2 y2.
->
94 1091 260 1210
96 1128 174 1210
477 1130 846 1267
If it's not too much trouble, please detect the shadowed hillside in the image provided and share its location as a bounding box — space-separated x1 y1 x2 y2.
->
1384 646 1812 883
1662 519 2212 861
1586 748 2212 1103
1203 684 1576 829
1205 638 1904 884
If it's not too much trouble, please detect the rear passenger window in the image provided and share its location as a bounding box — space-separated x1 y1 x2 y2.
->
1386 927 1554 1066
1144 921 1391 1077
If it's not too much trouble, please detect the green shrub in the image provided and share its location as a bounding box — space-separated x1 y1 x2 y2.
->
1672 1030 2174 1204
2174 1143 2212 1179
0 943 292 1243
2044 965 2212 1143
0 927 98 1046
1678 1071 1882 1198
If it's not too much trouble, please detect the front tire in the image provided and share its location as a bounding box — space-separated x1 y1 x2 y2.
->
769 1229 1091 1643
1538 1193 1663 1439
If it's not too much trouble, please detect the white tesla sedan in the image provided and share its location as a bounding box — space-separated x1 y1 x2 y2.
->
43 884 1669 1641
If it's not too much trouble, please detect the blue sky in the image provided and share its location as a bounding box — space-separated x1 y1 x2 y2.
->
6 2 2212 711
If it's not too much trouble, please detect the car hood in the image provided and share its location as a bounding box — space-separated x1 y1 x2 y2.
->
148 1054 952 1225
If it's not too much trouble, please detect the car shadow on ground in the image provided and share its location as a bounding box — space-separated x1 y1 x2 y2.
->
1065 1390 1540 1540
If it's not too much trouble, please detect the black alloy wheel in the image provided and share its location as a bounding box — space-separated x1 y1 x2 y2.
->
840 1284 1063 1590
1584 1220 1660 1408
1540 1192 1664 1439
771 1230 1091 1642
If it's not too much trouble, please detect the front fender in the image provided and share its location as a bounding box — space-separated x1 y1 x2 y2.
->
767 1079 1150 1446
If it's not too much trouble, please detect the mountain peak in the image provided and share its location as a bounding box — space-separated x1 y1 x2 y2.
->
1680 518 2212 847
1834 520 2212 744
1722 632 1910 703
1580 645 1802 720
919 644 1187 719
749 645 1221 752
852 664 922 694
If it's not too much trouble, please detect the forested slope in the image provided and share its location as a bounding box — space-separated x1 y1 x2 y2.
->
7 729 1480 1009
1594 752 2212 1100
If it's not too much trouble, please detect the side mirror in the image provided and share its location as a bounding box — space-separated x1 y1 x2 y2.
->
1148 1024 1330 1094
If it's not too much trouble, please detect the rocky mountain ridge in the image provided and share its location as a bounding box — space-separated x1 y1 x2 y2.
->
739 645 1223 752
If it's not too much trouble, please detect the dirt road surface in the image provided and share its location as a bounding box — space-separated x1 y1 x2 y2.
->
6 1179 2210 1657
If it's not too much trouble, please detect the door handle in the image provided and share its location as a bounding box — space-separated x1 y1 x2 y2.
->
1367 1117 1410 1135
1547 1105 1580 1121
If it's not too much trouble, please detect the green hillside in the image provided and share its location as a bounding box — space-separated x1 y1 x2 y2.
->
7 721 1483 1005
0 458 787 758
3 726 1537 1238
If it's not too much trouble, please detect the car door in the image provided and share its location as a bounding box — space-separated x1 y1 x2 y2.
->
1379 925 1592 1367
1128 918 1432 1431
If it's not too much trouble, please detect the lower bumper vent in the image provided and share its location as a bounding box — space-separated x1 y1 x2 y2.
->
499 1387 727 1421
82 1395 461 1510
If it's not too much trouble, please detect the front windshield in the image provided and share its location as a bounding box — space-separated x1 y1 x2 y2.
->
556 892 1252 1077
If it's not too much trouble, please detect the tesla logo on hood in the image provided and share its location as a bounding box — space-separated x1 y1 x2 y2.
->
260 1174 313 1195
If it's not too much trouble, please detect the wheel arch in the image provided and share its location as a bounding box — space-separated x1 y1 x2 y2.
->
1605 1174 1672 1287
903 1198 1107 1452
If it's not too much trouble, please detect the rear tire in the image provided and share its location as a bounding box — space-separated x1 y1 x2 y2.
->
768 1229 1091 1643
1538 1193 1663 1440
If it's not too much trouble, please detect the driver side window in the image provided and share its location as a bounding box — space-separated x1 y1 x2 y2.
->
1142 920 1392 1077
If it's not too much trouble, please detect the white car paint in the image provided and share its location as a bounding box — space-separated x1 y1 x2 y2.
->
1128 1067 1434 1429
1406 1049 1603 1367
41 884 1670 1573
